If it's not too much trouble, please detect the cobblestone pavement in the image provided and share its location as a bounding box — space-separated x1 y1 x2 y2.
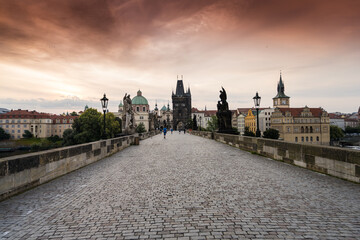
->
1 133 359 239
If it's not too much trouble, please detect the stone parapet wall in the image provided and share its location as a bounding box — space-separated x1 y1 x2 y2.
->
191 131 360 183
0 132 157 201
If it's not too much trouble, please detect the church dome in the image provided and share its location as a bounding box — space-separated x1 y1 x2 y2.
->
132 90 148 105
160 105 167 111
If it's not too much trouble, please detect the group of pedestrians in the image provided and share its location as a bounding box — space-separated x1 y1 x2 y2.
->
163 128 185 139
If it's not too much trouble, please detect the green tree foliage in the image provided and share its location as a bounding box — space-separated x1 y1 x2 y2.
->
0 127 10 140
99 112 121 138
22 130 34 139
244 127 255 137
344 126 360 134
70 111 79 116
206 116 218 132
62 129 76 146
72 108 102 143
263 128 280 139
330 125 345 140
136 122 146 133
115 117 122 133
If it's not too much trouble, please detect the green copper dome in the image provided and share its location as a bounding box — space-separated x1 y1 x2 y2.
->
160 105 167 111
132 90 148 105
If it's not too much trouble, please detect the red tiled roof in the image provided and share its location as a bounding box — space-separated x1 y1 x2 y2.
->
277 108 324 117
0 109 51 119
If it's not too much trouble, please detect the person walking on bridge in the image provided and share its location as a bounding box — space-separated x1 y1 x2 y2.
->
163 127 167 139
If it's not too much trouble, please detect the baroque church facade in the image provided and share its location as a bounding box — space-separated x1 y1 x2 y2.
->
172 77 192 130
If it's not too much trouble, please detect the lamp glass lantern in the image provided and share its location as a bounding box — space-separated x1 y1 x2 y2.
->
253 92 261 108
101 94 109 112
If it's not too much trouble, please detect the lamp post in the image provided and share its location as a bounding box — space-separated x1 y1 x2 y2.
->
100 93 109 138
253 92 261 137
199 116 202 130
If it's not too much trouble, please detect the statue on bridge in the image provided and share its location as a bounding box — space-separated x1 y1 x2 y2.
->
123 93 135 134
216 87 238 135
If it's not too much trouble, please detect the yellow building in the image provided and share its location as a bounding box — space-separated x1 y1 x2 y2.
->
271 107 330 145
245 109 256 134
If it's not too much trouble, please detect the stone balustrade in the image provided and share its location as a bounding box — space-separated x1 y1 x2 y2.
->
0 131 159 201
190 131 360 183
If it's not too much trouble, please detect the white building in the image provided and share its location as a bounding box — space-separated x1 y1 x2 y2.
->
259 108 274 134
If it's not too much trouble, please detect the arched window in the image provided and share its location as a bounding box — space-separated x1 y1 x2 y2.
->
301 137 304 142
301 126 304 133
305 127 309 133
310 126 313 133
306 136 308 142
295 137 298 142
310 136 313 142
136 106 139 112
316 136 319 141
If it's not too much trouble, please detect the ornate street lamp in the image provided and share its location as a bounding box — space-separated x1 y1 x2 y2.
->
100 93 109 138
253 92 261 137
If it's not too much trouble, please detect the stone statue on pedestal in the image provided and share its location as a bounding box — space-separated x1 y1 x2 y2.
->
123 93 135 135
216 87 238 134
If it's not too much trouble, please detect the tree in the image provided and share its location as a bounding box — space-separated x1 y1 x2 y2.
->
345 126 360 134
206 116 218 132
330 125 344 140
62 129 76 146
0 127 10 140
244 127 255 137
23 130 33 139
72 108 102 143
99 112 121 138
115 117 122 133
70 111 78 116
136 122 146 133
263 128 280 139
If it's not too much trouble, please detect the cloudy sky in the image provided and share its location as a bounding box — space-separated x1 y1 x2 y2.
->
0 0 359 114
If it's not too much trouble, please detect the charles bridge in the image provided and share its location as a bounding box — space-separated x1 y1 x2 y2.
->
0 132 359 239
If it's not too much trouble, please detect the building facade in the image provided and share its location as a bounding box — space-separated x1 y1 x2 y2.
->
245 109 256 134
271 107 330 145
259 108 274 134
172 78 191 130
0 109 77 139
131 90 150 131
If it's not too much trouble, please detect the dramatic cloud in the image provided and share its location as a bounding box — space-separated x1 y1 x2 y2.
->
0 0 359 114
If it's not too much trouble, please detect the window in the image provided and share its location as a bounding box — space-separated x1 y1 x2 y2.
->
12 125 15 128
17 120 20 123
11 130 14 133
295 137 298 142
23 124 27 127
301 137 304 142
301 127 304 133
136 107 139 112
143 107 146 112
0 120 2 123
17 130 20 133
306 137 308 142
6 125 8 128
310 136 313 142
310 126 313 133
316 136 319 141
17 125 20 128
6 120 9 123
305 127 309 133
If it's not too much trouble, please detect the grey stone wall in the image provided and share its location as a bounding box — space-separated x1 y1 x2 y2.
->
0 134 146 201
191 131 360 183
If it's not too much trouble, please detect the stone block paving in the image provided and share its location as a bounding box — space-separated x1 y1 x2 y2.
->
0 133 359 239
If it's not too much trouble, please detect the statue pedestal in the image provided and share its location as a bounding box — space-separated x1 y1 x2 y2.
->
217 110 239 135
